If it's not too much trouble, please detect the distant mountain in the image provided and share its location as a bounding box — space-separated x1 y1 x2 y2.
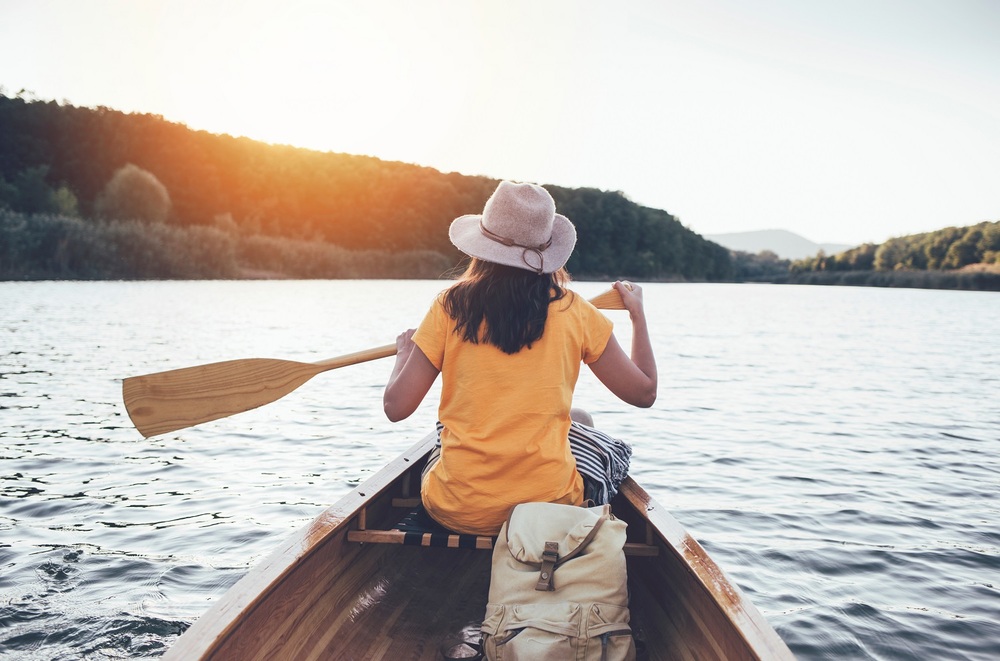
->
706 229 853 261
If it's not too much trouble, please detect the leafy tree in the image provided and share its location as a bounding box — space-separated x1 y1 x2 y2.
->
0 175 17 209
978 222 1000 255
874 239 903 271
0 166 78 216
731 249 791 280
51 185 79 216
849 243 876 270
923 231 956 269
12 166 57 214
94 163 171 223
942 229 982 269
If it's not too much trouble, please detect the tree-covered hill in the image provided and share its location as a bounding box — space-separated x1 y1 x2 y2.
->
0 93 731 281
792 221 1000 273
781 221 1000 290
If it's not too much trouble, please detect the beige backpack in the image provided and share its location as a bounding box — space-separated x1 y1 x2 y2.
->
480 502 636 661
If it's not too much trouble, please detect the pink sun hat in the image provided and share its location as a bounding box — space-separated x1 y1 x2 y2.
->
448 181 577 274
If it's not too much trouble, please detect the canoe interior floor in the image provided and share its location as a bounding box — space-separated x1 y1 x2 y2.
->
320 545 492 660
308 547 684 661
208 523 717 660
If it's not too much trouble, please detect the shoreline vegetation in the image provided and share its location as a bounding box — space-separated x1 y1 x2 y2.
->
756 267 1000 292
0 209 456 281
1 92 997 290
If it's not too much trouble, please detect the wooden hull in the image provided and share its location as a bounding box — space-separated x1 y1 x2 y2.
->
166 433 794 660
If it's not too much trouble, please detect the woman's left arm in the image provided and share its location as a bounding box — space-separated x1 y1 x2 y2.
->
383 329 440 422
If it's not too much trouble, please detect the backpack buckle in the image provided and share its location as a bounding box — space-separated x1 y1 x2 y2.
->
535 541 559 591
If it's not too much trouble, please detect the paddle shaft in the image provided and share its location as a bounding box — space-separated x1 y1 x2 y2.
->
123 286 627 438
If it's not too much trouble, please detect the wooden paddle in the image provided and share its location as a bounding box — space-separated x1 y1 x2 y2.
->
123 286 628 438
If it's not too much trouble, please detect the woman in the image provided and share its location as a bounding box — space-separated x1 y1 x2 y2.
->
383 180 656 536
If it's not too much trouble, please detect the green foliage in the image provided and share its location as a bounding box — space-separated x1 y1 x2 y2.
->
730 250 791 280
0 210 235 278
778 268 1000 292
549 187 733 280
0 94 730 281
874 239 904 271
94 163 171 223
12 166 56 213
792 221 1000 274
0 175 17 209
51 185 79 216
237 234 454 279
0 209 455 280
0 165 78 216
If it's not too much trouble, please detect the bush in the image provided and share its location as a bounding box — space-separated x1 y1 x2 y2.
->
237 234 454 279
94 164 171 223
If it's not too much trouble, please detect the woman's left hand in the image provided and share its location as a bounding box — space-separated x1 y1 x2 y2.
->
395 328 417 357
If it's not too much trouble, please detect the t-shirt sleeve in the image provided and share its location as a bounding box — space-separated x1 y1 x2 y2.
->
580 298 614 365
412 296 448 371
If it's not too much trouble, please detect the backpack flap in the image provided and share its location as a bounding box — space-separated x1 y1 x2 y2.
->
505 502 610 564
489 502 629 604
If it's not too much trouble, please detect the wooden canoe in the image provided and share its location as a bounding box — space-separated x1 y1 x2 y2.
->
165 433 795 660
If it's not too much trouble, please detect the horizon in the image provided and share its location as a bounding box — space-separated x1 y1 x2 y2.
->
2 0 998 246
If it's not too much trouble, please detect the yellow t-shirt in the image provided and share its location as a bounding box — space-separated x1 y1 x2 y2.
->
412 290 614 535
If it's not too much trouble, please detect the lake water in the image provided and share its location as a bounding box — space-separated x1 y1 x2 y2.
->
1 280 998 659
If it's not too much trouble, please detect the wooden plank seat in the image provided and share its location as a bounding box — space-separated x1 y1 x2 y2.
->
347 499 497 550
346 497 659 556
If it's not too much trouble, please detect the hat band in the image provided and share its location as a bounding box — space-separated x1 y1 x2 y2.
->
479 221 552 274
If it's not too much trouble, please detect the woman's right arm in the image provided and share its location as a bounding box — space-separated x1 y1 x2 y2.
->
588 281 658 408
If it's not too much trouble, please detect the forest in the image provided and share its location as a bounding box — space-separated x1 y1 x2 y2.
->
0 93 732 281
783 221 1000 290
791 222 1000 272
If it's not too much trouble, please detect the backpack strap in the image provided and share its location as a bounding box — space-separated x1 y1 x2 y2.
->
533 507 610 591
535 541 560 591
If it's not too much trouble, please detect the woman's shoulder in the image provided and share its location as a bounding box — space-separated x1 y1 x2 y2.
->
554 288 598 313
550 289 608 328
427 286 452 310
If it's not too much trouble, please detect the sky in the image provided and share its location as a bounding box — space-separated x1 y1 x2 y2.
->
2 0 998 246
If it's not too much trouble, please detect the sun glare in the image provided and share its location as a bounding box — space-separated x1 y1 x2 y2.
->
133 2 455 159
4 0 998 244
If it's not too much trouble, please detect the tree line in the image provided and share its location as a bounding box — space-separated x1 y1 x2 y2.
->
775 221 1000 291
791 222 1000 274
0 93 732 281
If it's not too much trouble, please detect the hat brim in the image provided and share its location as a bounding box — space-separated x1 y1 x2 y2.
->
449 213 577 274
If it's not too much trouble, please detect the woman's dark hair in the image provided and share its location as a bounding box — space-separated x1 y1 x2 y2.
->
443 259 571 354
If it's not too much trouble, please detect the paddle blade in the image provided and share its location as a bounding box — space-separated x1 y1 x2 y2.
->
123 358 325 438
123 343 398 438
